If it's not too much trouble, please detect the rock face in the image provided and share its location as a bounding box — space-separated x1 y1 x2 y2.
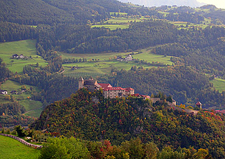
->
119 0 204 7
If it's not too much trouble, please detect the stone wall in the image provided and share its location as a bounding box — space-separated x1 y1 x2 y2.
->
0 133 43 149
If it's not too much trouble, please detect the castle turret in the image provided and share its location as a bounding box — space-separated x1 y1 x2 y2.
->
78 77 84 89
196 101 202 109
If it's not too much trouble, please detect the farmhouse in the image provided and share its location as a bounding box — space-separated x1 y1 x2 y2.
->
12 54 19 58
117 55 133 62
11 54 25 59
0 90 8 95
78 77 134 98
19 54 25 59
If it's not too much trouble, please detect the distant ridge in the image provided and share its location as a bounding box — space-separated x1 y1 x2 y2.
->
119 0 205 7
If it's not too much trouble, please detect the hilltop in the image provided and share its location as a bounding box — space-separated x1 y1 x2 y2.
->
31 88 225 158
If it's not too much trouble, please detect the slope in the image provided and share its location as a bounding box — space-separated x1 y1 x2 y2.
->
30 88 225 158
0 0 75 25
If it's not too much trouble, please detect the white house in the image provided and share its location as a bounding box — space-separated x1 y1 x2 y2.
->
124 55 132 61
0 90 8 95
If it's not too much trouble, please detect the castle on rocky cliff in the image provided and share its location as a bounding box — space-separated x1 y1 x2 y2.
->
78 77 134 99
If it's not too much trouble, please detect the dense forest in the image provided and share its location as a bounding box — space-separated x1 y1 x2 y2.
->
35 21 177 54
98 66 224 108
31 89 225 158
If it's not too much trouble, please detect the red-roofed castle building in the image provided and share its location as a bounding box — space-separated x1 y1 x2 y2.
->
78 77 134 98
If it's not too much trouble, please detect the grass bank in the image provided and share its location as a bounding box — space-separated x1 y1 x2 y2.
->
0 135 40 159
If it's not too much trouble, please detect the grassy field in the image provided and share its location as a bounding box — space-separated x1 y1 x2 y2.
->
92 24 129 30
110 12 128 16
0 135 40 159
105 17 142 24
61 47 172 78
1 80 43 117
60 52 131 61
0 40 48 73
211 78 225 93
133 49 173 65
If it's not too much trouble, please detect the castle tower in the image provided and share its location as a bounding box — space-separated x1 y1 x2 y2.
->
196 101 202 109
78 77 84 89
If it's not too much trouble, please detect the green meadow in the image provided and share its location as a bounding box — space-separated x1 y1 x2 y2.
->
0 135 40 159
110 12 128 16
92 24 129 30
105 17 142 24
1 80 43 118
211 78 225 93
61 48 173 78
0 40 48 73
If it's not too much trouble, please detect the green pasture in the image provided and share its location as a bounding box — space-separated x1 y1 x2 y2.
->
1 80 43 117
61 47 173 78
133 51 173 65
63 60 152 78
92 24 129 30
110 12 128 16
0 40 48 73
211 78 225 93
0 135 40 159
105 17 142 24
60 52 131 61
158 11 169 16
0 80 38 92
20 100 43 118
170 21 209 30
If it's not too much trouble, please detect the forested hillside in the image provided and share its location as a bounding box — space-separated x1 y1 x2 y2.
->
1 0 225 125
98 66 224 107
36 21 177 53
31 88 225 158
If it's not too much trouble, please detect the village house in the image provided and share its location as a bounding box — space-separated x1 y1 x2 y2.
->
124 55 132 61
19 54 25 59
117 55 133 62
0 90 8 95
11 54 25 59
12 54 19 59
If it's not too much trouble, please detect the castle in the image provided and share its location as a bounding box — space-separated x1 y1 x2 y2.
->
78 77 134 99
78 77 177 106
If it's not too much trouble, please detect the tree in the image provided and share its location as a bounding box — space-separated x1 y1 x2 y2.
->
39 137 90 159
14 125 26 137
21 85 26 90
144 142 159 159
121 138 144 159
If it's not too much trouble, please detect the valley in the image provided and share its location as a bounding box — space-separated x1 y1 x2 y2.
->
1 0 225 158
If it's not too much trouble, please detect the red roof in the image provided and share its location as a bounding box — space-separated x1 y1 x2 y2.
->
125 87 134 91
98 83 134 92
196 101 202 106
105 87 125 91
131 93 141 97
98 83 112 90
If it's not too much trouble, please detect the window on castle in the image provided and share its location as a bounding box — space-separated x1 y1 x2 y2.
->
118 93 122 96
